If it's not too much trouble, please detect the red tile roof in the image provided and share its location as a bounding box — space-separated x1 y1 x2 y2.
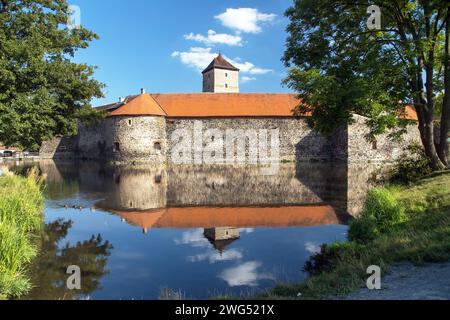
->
104 93 303 118
152 93 303 117
110 94 166 117
98 93 418 120
111 205 339 230
403 105 419 121
0 146 19 151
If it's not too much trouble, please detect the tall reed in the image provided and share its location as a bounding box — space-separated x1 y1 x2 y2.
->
0 169 44 299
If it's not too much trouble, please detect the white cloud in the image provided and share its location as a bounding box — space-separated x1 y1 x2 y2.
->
305 242 322 254
174 228 210 248
232 61 272 75
184 30 243 46
215 8 276 34
171 47 217 71
219 261 275 287
188 248 244 263
241 77 256 83
172 47 272 75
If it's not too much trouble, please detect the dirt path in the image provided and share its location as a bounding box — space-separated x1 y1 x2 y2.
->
344 262 450 300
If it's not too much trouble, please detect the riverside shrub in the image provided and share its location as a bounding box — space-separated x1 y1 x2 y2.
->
349 188 406 242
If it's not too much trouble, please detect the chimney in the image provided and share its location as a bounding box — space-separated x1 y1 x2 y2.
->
119 97 125 103
140 88 146 94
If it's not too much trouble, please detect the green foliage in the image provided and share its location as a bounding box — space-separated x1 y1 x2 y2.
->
389 144 433 183
393 171 450 215
75 106 107 128
263 172 450 299
283 1 412 137
347 217 379 243
282 1 450 168
284 68 356 135
349 188 406 242
0 170 44 298
0 0 104 151
23 219 113 300
304 242 354 276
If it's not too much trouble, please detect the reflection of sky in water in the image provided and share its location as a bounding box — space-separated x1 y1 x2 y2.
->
15 160 365 300
41 204 347 299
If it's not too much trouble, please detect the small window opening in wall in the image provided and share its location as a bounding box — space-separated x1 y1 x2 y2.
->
211 136 215 142
155 175 162 184
372 140 378 150
154 142 161 151
128 119 133 126
114 142 120 152
225 83 228 88
225 73 228 77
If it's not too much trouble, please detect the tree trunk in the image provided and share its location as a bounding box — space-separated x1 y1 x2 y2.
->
424 110 445 170
439 9 450 167
417 58 445 170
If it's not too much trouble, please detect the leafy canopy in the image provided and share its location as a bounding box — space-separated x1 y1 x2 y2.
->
0 0 104 151
283 0 448 141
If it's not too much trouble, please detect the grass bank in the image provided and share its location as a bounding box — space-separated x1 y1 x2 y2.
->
263 171 450 299
0 170 44 299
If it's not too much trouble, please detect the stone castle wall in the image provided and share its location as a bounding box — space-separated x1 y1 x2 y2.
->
166 164 325 207
38 160 392 218
347 115 421 162
39 136 78 159
165 117 335 163
107 116 166 163
75 116 166 162
41 114 421 164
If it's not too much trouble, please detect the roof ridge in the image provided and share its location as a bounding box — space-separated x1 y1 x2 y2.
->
202 54 240 74
97 93 298 108
145 93 167 116
109 93 167 117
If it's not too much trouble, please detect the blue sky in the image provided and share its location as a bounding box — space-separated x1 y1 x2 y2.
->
72 0 295 106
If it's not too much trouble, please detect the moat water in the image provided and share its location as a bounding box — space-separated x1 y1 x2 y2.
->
2 160 384 300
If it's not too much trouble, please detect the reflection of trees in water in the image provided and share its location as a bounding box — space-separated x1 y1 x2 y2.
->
44 179 79 201
6 161 80 201
23 219 113 300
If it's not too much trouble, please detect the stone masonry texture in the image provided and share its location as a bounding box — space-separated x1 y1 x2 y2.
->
40 115 420 164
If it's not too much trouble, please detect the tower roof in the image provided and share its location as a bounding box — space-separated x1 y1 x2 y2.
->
202 54 240 74
109 93 167 117
207 238 239 253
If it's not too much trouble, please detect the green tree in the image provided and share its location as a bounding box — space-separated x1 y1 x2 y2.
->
0 0 104 151
283 0 450 170
23 219 113 300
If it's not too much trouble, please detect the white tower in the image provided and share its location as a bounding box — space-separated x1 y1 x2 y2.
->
202 54 240 93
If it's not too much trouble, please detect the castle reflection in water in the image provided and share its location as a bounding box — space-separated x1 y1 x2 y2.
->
20 160 385 254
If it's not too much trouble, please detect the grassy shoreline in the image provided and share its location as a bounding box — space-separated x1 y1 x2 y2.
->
0 170 44 299
262 171 450 299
